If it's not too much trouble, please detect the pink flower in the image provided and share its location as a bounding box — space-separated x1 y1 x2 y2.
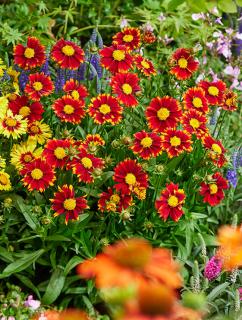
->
224 65 240 78
24 295 41 310
204 256 222 281
120 18 129 29
192 13 205 21
158 12 166 22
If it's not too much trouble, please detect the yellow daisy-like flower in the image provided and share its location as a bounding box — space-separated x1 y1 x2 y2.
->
27 120 52 145
10 140 43 170
0 171 11 191
0 156 6 169
0 96 9 118
0 110 28 139
0 58 7 77
7 67 20 83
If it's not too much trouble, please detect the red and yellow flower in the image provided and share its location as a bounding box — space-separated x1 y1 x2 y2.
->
202 135 226 167
112 27 141 51
100 45 133 74
110 72 141 107
199 172 228 206
198 80 226 106
181 109 208 138
183 87 209 114
155 182 186 222
43 139 71 169
88 94 123 125
169 48 199 80
51 39 85 69
63 79 88 102
20 158 55 192
27 120 52 145
0 110 27 139
142 30 156 44
81 134 105 152
146 96 182 133
221 90 237 111
51 185 88 224
134 55 156 77
0 171 12 191
25 73 54 101
14 37 45 70
131 131 162 160
52 96 85 124
98 187 133 213
161 129 192 158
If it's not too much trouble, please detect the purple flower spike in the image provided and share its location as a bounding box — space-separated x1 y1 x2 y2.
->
204 256 222 281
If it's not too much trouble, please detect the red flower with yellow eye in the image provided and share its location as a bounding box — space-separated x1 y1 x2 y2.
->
98 187 133 213
110 73 141 107
63 79 88 102
134 55 156 77
181 109 208 138
20 158 55 192
221 90 237 111
52 95 85 124
43 139 71 169
146 96 182 133
112 27 141 51
113 159 148 195
100 45 133 74
183 87 209 114
81 134 105 153
8 95 44 123
51 39 85 70
14 37 46 70
131 131 162 160
169 48 199 80
51 185 88 224
155 182 186 222
202 135 226 167
161 129 192 158
25 73 54 101
198 80 226 106
88 94 123 125
200 172 228 206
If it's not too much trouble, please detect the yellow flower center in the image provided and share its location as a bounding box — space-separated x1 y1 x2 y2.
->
157 107 170 121
168 195 179 207
63 104 74 114
5 118 17 127
81 157 92 169
99 104 111 115
189 118 200 129
112 50 125 61
62 45 75 56
19 106 31 117
170 136 181 147
24 48 35 59
0 174 8 185
33 82 43 91
211 143 222 154
178 58 188 69
110 194 120 204
63 198 76 210
125 173 136 185
30 125 40 133
209 183 218 194
123 34 134 42
208 86 219 96
71 90 80 100
122 83 132 95
54 147 66 159
141 137 153 148
141 60 150 69
225 98 232 106
192 97 202 108
31 168 43 180
24 154 33 163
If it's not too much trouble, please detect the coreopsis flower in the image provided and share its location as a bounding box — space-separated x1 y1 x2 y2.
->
146 96 182 133
7 66 20 83
8 95 44 123
52 96 85 124
161 129 192 158
13 37 46 70
204 256 222 281
169 48 199 80
0 110 27 139
25 73 54 101
43 139 71 169
10 140 42 170
130 131 162 159
199 172 229 206
51 185 88 224
0 171 11 191
142 30 156 44
221 90 237 111
110 72 141 107
88 94 123 125
27 120 52 145
51 39 85 69
183 87 209 114
198 80 226 105
32 310 60 320
113 159 148 195
112 27 141 51
134 55 156 77
98 187 133 213
155 182 186 222
100 45 133 73
63 79 88 102
181 109 208 138
0 97 9 117
202 135 226 167
0 58 7 77
81 134 105 152
58 309 89 320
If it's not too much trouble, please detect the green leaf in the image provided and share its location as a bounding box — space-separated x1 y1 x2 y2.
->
236 0 242 5
15 274 41 299
42 267 65 304
167 0 185 11
45 235 71 242
13 195 39 230
64 256 83 276
207 282 230 301
218 0 237 12
0 246 14 263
